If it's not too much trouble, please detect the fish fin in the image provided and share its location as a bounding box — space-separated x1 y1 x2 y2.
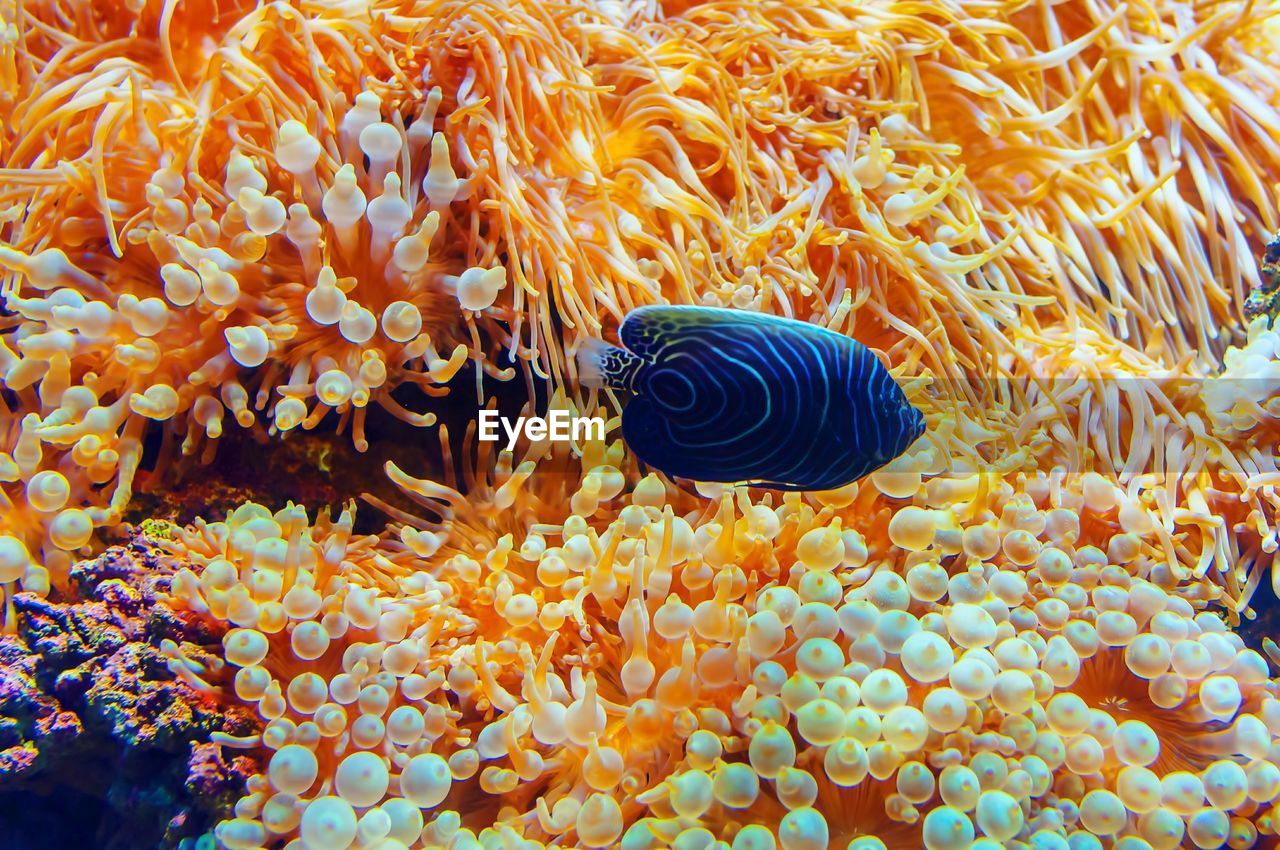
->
742 479 810 492
665 475 807 496
575 337 622 389
621 304 859 359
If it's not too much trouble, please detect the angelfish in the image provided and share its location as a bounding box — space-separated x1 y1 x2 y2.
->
576 305 926 491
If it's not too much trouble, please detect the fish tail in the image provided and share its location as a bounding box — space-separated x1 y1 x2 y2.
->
575 337 621 389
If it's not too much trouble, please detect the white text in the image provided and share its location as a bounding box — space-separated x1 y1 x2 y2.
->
477 410 606 450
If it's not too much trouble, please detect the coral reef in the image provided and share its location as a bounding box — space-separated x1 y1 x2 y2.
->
3 0 1280 847
0 538 260 848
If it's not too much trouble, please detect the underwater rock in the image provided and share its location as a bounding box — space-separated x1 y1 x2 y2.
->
0 536 261 849
0 631 81 776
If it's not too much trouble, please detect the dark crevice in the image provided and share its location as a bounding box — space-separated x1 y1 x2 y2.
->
126 354 549 536
0 785 109 849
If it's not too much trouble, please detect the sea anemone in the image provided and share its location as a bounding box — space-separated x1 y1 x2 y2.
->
154 439 1280 849
4 0 1280 610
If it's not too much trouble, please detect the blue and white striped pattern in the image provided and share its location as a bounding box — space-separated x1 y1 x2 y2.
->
606 305 926 491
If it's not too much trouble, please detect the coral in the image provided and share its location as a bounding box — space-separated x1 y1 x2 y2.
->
0 538 261 848
0 630 80 776
1245 233 1280 323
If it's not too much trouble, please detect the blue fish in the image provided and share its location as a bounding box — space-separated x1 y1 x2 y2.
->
577 305 925 491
